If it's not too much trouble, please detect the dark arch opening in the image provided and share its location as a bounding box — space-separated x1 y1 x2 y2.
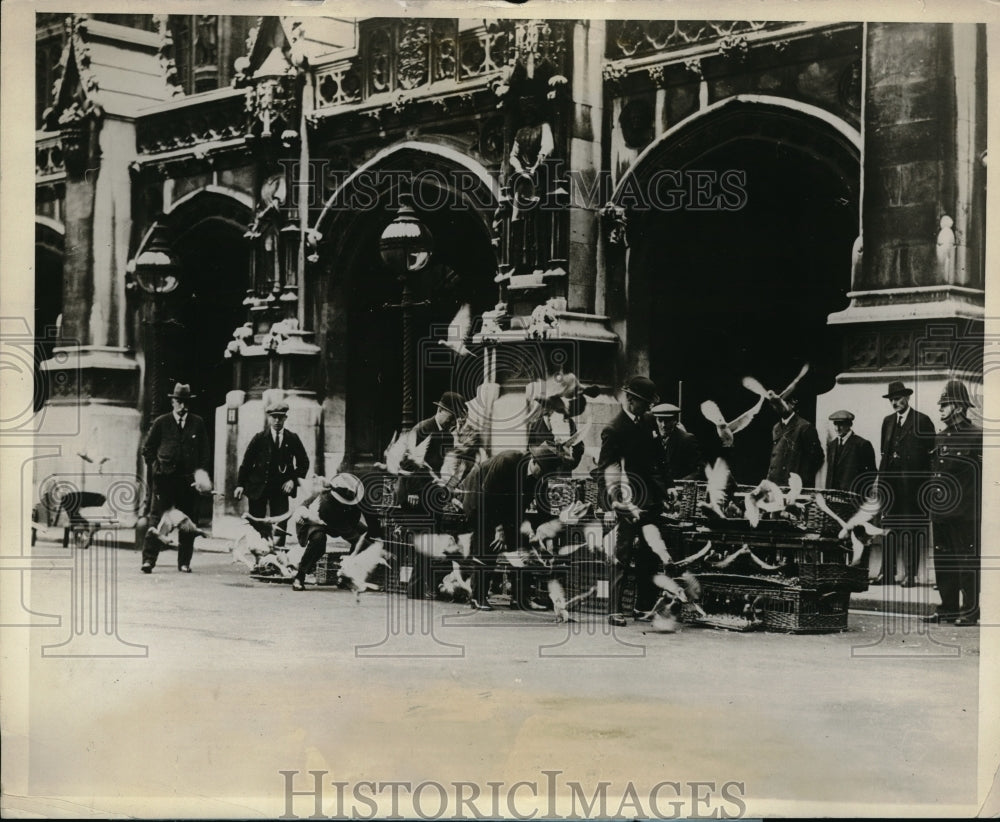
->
35 224 64 412
318 156 499 470
620 103 859 482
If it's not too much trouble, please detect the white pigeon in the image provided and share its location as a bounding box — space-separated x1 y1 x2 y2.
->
700 397 765 448
546 579 596 623
641 523 671 564
814 494 884 565
149 506 204 546
742 363 810 416
698 458 732 518
439 303 472 357
374 431 407 474
337 538 391 601
439 561 473 602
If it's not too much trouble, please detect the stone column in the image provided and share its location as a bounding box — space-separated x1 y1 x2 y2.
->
567 20 605 314
817 23 986 582
37 111 142 514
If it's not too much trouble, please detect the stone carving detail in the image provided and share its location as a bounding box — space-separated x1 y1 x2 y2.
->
606 20 787 60
847 332 878 370
881 331 914 369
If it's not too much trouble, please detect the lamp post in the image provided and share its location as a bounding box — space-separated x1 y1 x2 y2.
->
130 222 179 419
379 194 433 430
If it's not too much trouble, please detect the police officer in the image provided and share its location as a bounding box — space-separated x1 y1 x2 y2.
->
923 380 982 626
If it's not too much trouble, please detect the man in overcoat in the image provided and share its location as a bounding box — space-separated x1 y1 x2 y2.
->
140 382 211 573
766 394 824 487
234 400 310 545
875 380 935 586
922 380 982 626
825 409 877 492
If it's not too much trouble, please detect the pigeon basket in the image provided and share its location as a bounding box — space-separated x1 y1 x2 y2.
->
669 480 701 519
695 573 851 633
313 553 341 586
801 488 862 536
540 476 602 515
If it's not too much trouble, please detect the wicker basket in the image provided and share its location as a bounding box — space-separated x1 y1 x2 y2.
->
695 573 851 633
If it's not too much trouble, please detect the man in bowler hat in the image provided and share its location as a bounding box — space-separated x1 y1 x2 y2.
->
141 383 211 573
825 410 876 492
235 400 310 546
398 391 468 509
875 381 935 586
923 380 982 626
594 376 671 627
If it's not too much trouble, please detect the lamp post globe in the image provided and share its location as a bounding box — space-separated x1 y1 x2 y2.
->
378 194 433 274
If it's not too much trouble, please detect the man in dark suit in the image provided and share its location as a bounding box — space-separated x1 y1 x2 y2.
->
527 394 585 472
825 409 876 493
234 400 310 546
594 376 671 627
140 382 211 573
460 443 564 610
651 403 704 484
923 380 982 626
398 391 467 509
766 394 824 487
875 380 935 586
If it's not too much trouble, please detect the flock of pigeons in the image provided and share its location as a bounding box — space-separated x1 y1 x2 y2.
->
219 359 885 631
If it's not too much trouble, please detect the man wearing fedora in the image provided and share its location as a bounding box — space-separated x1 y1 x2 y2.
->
460 442 565 610
293 473 370 592
398 391 468 510
875 380 935 586
594 376 671 627
825 410 876 493
923 380 982 626
234 400 310 546
140 383 211 573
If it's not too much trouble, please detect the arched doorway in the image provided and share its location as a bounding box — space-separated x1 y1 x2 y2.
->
35 219 64 412
316 144 499 471
151 191 251 519
617 99 859 482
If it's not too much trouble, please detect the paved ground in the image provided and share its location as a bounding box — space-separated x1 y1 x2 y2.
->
3 537 990 819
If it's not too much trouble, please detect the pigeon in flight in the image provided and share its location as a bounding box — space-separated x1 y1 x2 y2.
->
700 396 765 448
742 363 810 417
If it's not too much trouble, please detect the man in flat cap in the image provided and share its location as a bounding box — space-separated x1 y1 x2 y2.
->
594 376 671 627
875 380 935 586
825 410 876 493
140 382 211 573
235 399 310 546
923 379 982 626
651 403 704 485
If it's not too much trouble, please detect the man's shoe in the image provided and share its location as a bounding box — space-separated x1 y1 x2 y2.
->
179 565 192 573
953 616 979 627
869 575 884 585
291 579 304 591
921 612 954 624
141 563 153 574
608 613 627 627
900 576 916 588
475 600 493 612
